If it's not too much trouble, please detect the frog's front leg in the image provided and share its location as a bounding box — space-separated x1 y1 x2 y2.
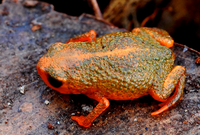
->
66 30 97 43
149 66 186 115
71 93 110 127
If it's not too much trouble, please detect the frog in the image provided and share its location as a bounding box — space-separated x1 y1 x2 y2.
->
37 27 186 127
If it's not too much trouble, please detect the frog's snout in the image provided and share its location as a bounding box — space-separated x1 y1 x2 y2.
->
37 63 63 89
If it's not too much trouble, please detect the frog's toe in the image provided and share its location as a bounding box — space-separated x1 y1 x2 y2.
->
151 105 169 115
66 30 97 43
71 115 91 127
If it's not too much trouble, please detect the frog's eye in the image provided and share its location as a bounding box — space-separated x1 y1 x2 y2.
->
48 76 63 88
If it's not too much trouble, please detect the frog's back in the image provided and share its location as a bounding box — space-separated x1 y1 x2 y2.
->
46 31 174 100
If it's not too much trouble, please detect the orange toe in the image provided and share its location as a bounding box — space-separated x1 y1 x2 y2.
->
151 105 169 115
71 116 91 127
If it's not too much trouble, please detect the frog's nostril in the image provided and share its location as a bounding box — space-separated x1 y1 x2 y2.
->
48 76 63 88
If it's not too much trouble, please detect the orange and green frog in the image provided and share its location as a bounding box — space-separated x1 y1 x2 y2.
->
37 27 186 127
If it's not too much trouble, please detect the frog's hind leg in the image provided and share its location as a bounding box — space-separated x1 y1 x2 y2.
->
149 66 186 115
132 27 174 48
66 30 97 43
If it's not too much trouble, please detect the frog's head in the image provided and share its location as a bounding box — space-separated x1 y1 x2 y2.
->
37 42 81 94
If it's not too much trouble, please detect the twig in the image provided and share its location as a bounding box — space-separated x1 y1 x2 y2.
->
89 0 103 19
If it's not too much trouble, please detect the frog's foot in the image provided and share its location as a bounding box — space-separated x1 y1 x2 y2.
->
71 95 110 127
149 66 186 115
132 27 174 48
66 30 97 43
71 115 91 127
